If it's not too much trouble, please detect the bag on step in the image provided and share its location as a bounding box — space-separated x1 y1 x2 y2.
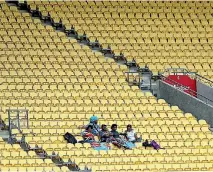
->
63 132 77 144
150 140 161 150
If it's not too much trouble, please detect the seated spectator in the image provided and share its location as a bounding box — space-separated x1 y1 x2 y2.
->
81 125 95 143
79 116 101 136
110 124 120 138
100 124 111 142
125 124 138 143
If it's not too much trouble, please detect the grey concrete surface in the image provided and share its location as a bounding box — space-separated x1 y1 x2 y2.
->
197 81 213 106
159 80 213 127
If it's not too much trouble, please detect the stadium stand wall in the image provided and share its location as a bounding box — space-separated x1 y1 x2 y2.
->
159 80 213 126
197 81 213 106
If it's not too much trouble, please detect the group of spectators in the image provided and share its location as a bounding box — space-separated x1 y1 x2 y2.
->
79 116 141 148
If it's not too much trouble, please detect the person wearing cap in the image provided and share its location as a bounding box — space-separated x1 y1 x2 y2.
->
79 116 101 136
125 124 139 143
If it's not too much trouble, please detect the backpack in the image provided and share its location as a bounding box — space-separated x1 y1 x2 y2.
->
63 132 77 144
142 139 152 149
150 140 161 150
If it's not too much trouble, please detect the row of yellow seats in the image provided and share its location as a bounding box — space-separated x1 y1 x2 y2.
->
0 69 126 78
0 59 119 68
0 84 138 93
0 47 101 55
70 26 213 36
25 125 209 135
136 64 212 72
50 12 213 25
86 32 213 40
21 116 198 125
105 44 212 51
27 131 211 142
64 16 213 27
87 37 213 44
27 123 202 132
110 46 212 53
37 1 213 9
27 117 204 127
95 38 213 46
0 29 72 41
27 124 209 134
74 154 213 163
1 159 54 166
46 7 212 18
89 163 213 172
39 5 213 15
18 103 175 111
0 62 125 72
0 82 133 91
0 166 66 172
1 103 163 112
27 125 204 134
0 75 126 83
138 57 213 63
0 43 90 52
36 143 213 156
0 92 145 103
0 79 126 86
0 96 147 104
25 135 65 143
0 57 109 65
0 88 137 96
0 20 59 32
0 96 147 106
28 0 213 8
65 23 213 34
0 87 146 96
74 158 213 167
45 8 211 18
0 38 78 48
0 50 109 59
0 48 104 56
0 67 126 76
2 103 181 113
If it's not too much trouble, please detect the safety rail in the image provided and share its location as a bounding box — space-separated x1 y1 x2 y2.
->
125 70 153 91
125 71 142 86
162 68 213 87
7 109 29 143
160 75 213 106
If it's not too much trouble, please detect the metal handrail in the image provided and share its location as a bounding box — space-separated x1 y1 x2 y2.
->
161 68 213 86
125 71 142 86
160 75 213 105
195 73 213 86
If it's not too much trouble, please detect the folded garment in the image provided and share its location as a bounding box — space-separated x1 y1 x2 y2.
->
91 142 111 151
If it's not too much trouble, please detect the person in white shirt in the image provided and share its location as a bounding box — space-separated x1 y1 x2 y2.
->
125 124 138 143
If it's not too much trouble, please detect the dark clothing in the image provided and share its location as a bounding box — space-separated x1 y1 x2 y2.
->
85 123 100 136
110 130 120 138
100 130 110 142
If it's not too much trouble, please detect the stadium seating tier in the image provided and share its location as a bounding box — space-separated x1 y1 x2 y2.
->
0 1 213 171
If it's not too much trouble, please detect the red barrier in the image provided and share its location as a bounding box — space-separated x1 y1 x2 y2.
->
164 75 197 97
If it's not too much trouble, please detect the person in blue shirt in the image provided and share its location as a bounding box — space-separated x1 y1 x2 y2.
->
79 116 101 136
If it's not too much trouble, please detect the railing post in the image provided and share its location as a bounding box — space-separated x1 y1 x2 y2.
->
8 109 12 140
26 109 29 128
17 110 20 131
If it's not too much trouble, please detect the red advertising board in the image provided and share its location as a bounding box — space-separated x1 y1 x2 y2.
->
164 75 197 97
